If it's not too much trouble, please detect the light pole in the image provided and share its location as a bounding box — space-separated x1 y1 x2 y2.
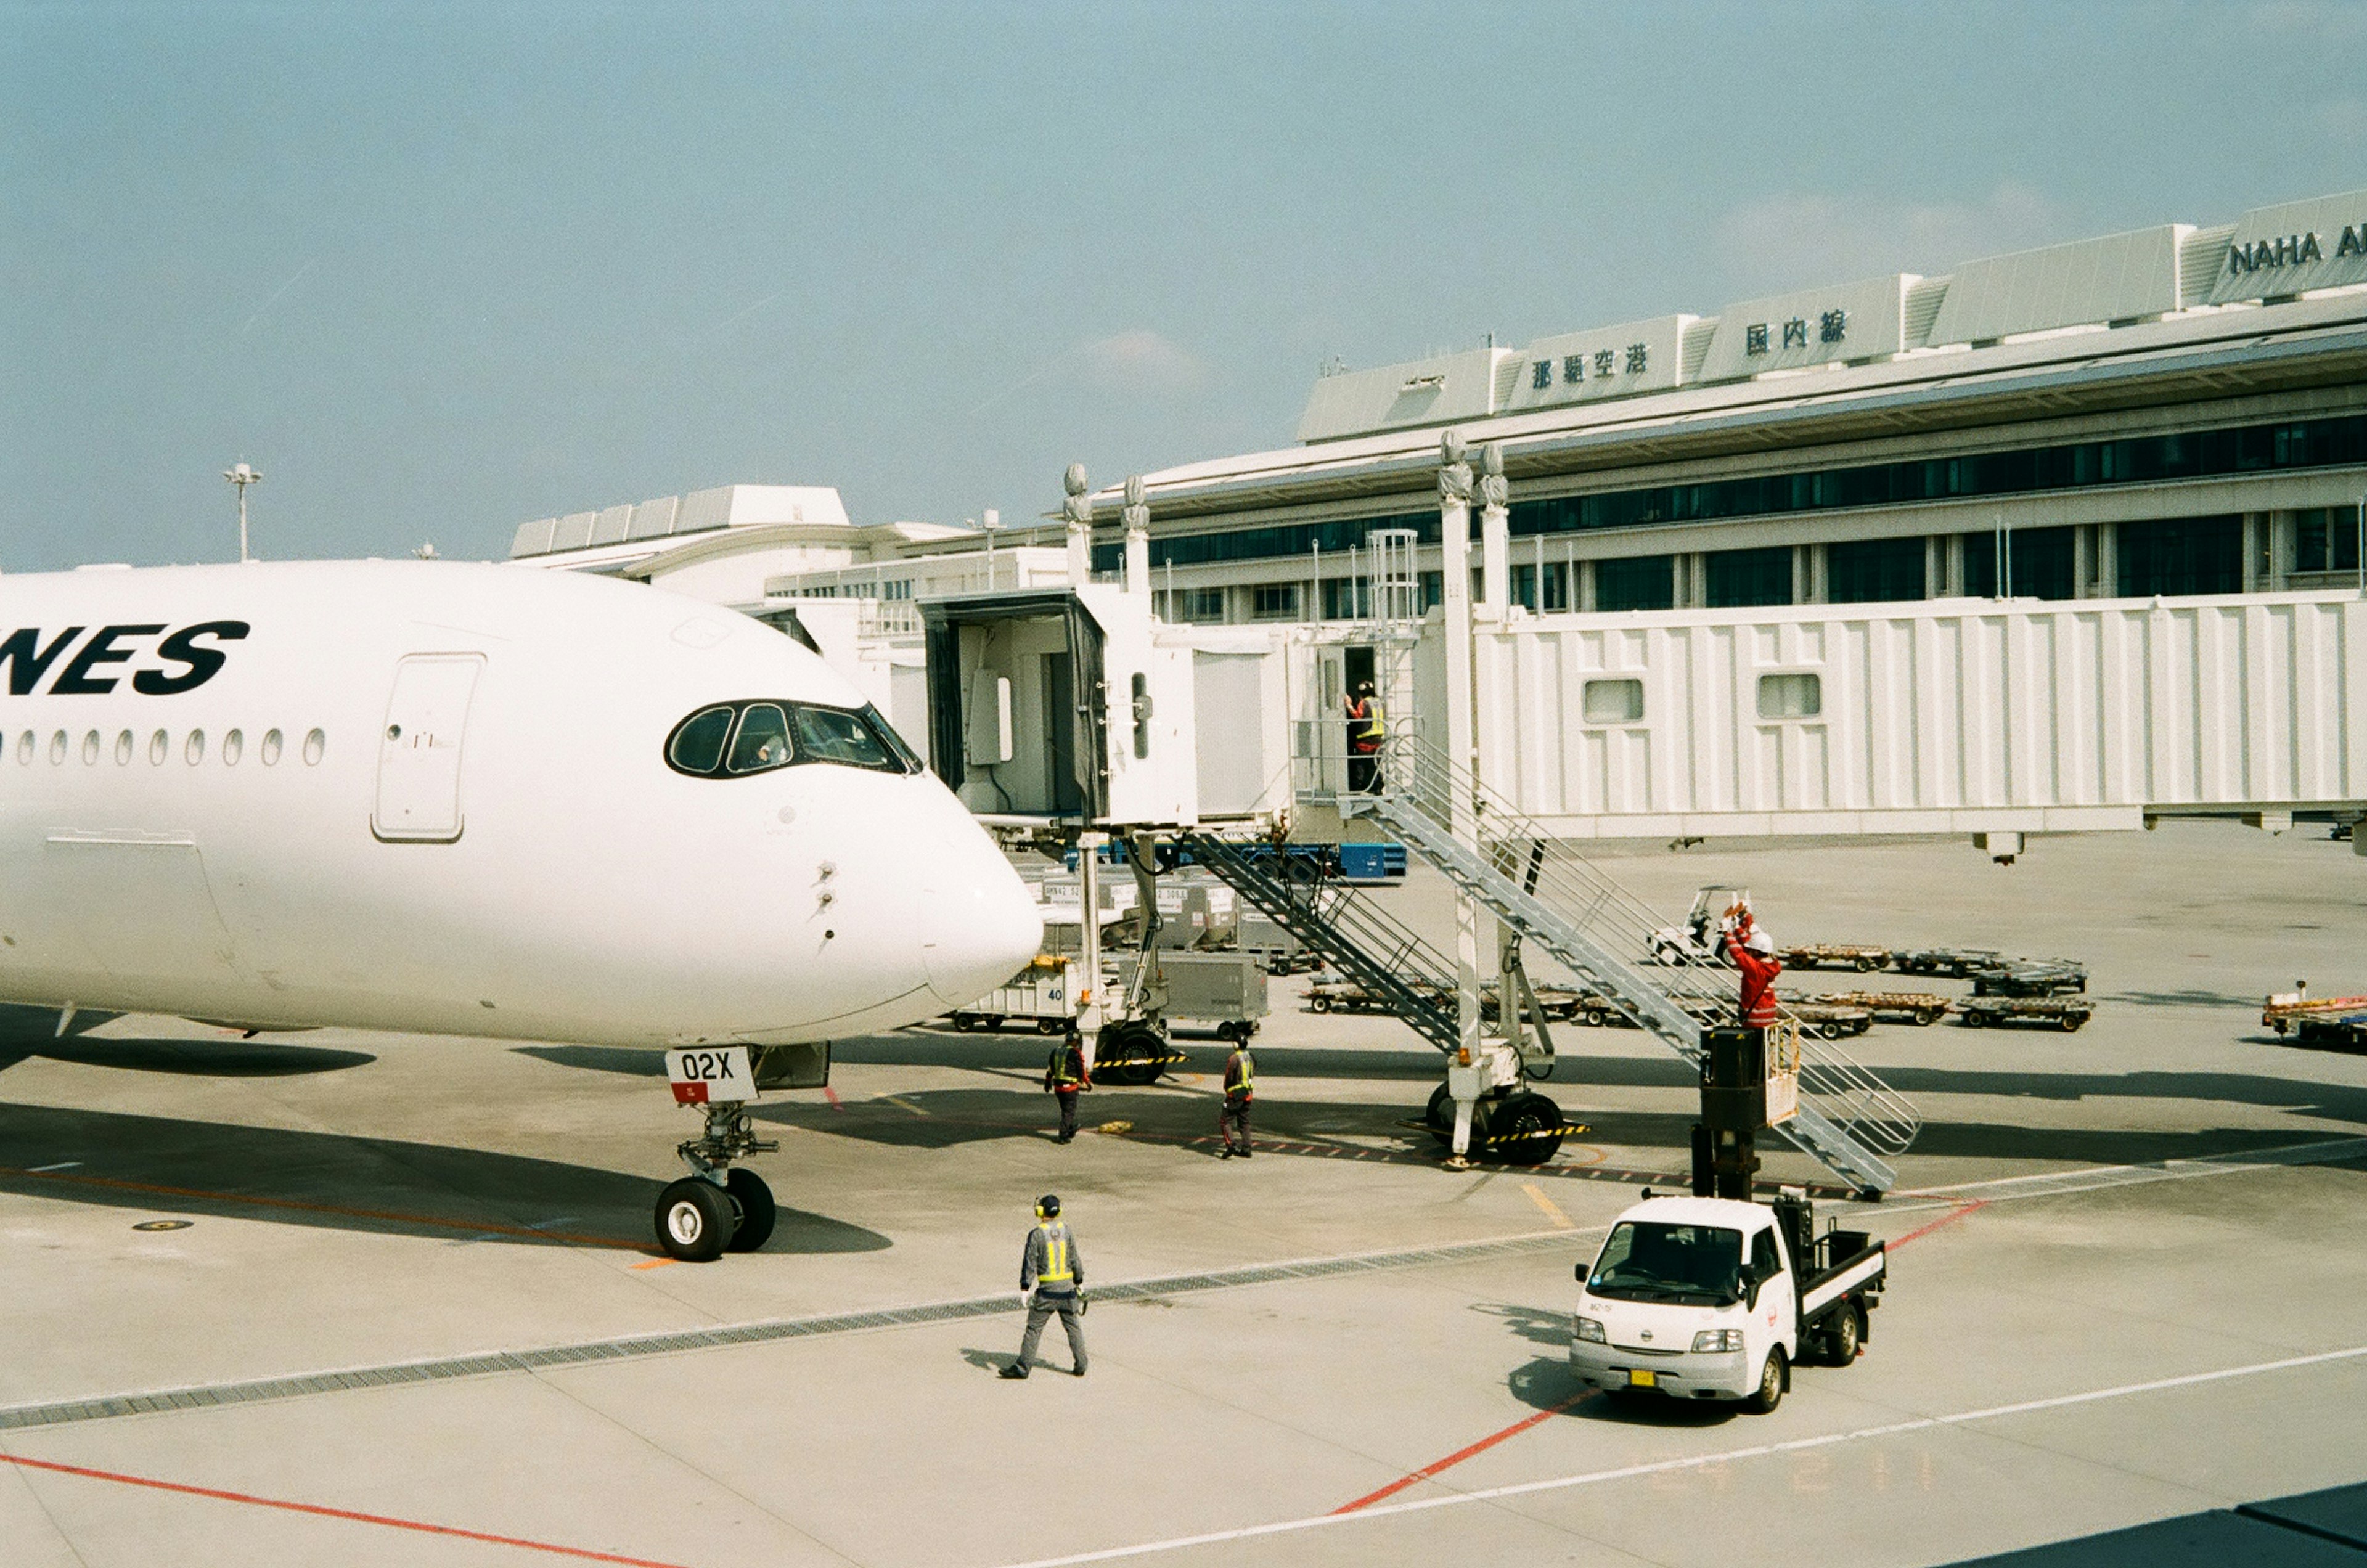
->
2355 489 2364 595
223 463 262 562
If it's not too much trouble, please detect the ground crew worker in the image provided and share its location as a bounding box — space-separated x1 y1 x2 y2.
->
1043 1032 1088 1143
1721 904 1783 1029
1218 1037 1254 1158
1001 1194 1086 1379
1344 680 1383 793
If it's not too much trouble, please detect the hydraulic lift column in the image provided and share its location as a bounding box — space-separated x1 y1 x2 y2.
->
1692 1026 1767 1201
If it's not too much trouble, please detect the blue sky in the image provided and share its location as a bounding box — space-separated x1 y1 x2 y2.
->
2 1 2361 571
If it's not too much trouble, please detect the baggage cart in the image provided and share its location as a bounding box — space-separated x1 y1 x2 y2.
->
1891 947 2006 978
1806 991 1953 1026
947 955 1081 1034
1116 950 1268 1042
1779 943 1893 973
1789 1002 1874 1039
1968 959 2088 997
1956 995 2094 1031
2263 991 2367 1048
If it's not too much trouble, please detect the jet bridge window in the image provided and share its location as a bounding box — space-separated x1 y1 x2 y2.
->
666 700 920 780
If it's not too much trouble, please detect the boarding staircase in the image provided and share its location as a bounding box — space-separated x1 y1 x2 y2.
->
1351 733 1921 1195
1169 832 1464 1058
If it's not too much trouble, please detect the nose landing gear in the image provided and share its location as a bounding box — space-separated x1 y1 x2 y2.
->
654 1101 780 1262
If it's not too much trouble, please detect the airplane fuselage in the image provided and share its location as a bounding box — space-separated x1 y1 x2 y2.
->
0 560 1040 1048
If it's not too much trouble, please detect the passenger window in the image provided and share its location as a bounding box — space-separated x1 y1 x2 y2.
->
1582 678 1645 724
261 729 284 766
667 705 735 775
114 730 133 766
186 730 206 764
49 730 66 765
149 729 168 765
223 729 244 765
303 728 325 766
726 704 795 774
1757 672 1822 719
792 704 893 770
13 732 27 764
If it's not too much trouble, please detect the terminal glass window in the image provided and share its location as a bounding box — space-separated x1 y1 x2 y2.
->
1173 587 1227 623
1826 536 1927 605
1757 672 1823 719
2118 516 2242 597
1595 555 1675 612
1582 679 1645 724
1251 582 1301 619
2295 508 2363 574
1708 546 1793 609
1961 526 2077 600
1588 1221 1744 1304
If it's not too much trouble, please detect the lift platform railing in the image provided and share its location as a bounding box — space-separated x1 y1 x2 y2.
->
1169 831 1464 1058
1353 732 1921 1191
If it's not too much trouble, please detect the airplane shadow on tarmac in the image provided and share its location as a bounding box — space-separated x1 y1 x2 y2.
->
511 1039 2367 1172
0 1103 889 1256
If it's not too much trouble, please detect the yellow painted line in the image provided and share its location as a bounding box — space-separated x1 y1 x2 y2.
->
629 1257 676 1271
1521 1182 1575 1229
882 1095 931 1117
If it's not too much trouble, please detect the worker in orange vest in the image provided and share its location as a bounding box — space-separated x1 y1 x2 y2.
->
1721 902 1783 1029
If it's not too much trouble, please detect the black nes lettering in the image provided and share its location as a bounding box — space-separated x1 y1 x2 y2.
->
133 621 251 695
0 627 86 695
51 624 166 695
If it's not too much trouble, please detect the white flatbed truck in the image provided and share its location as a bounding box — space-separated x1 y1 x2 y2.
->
1569 1188 1885 1412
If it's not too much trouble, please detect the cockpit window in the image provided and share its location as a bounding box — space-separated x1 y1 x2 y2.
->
793 704 892 769
668 706 736 774
666 699 922 780
727 704 795 774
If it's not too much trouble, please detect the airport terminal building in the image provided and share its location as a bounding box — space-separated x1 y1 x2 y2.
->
1044 186 2367 624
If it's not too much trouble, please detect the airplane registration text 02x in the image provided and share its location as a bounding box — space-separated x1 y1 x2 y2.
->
0 560 1042 1259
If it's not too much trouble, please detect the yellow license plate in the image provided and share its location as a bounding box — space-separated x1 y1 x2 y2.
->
1627 1369 1657 1388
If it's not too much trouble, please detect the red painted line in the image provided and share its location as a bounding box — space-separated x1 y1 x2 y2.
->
1 1450 698 1567
1327 1194 1987 1516
822 1086 844 1109
1331 1391 1593 1514
1890 1198 1989 1249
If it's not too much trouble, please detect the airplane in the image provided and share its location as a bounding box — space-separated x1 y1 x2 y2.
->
0 559 1042 1259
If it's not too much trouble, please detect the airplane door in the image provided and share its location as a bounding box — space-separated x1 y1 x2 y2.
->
374 654 484 843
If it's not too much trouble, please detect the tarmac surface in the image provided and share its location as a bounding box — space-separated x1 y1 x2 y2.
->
2 817 2364 1567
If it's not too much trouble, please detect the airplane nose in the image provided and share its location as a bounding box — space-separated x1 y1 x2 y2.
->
922 847 1043 1008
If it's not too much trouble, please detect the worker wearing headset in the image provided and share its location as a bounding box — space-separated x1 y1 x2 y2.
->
1001 1193 1088 1379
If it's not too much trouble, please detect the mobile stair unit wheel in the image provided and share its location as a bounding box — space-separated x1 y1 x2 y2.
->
1492 1091 1566 1167
1095 1020 1167 1087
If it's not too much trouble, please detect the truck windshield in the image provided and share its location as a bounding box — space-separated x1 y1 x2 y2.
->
1587 1221 1743 1305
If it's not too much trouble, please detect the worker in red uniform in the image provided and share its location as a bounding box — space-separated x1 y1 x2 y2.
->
1721 902 1783 1029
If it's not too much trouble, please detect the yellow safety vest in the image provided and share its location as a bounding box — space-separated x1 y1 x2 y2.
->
1226 1050 1255 1096
1037 1222 1073 1284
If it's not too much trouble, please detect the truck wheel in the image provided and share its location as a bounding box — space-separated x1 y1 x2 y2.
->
1310 997 1331 1013
1583 1009 1606 1027
1821 1303 1861 1365
1962 1011 1987 1028
1854 957 1874 973
950 1014 975 1032
1744 1347 1786 1413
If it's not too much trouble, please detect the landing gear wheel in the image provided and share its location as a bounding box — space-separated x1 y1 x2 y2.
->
1744 1347 1786 1413
655 1178 734 1262
724 1169 776 1253
1820 1302 1862 1366
1493 1091 1566 1167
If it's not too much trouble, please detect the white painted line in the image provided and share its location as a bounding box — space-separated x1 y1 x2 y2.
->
991 1344 2367 1568
26 1162 83 1174
1900 1135 2367 1198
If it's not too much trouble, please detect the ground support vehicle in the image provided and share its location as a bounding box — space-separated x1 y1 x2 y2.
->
2263 991 2367 1047
1569 1189 1885 1411
1968 960 2088 997
1956 995 2094 1031
1305 973 1443 1016
1891 947 2006 978
947 955 1081 1034
1780 944 1893 973
1788 1002 1874 1039
1113 950 1266 1043
1806 992 1952 1026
